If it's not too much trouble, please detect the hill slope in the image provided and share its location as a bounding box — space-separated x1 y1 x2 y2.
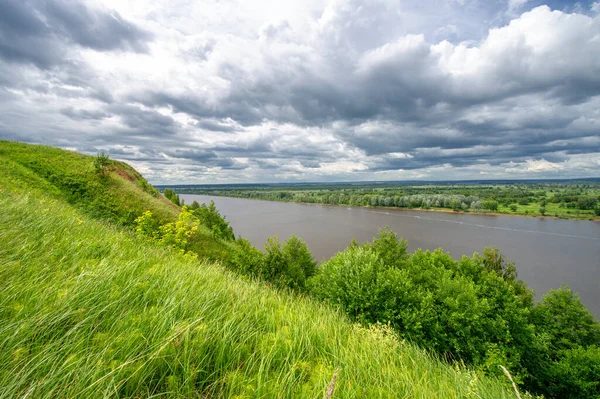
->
0 141 178 225
0 141 517 398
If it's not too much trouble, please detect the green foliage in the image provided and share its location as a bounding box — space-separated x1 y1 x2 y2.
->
192 200 235 241
527 286 600 398
226 234 316 291
229 238 265 275
308 232 599 399
282 235 318 280
309 246 385 322
93 151 111 176
263 236 304 289
0 141 178 226
370 227 409 269
134 210 161 239
531 286 600 351
135 206 231 261
163 188 182 206
482 200 499 211
0 192 517 398
540 206 546 216
175 181 600 220
543 346 600 399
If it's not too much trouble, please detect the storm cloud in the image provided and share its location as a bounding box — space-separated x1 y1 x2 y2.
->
1 0 599 183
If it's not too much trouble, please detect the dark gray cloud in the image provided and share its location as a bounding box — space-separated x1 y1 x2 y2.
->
0 0 151 68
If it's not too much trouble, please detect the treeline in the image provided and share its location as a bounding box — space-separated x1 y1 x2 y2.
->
136 201 600 399
174 183 600 218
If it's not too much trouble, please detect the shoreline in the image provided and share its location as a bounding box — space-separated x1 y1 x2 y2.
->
182 194 600 222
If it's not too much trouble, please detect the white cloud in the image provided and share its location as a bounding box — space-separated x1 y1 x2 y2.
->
508 0 528 14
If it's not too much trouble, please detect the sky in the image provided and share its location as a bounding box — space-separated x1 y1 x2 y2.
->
1 0 599 183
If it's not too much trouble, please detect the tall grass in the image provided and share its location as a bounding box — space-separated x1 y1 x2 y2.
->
0 191 517 398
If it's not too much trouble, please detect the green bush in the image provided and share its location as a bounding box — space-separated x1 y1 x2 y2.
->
308 230 600 399
482 200 499 211
192 200 234 241
163 188 181 206
227 234 316 291
93 151 111 176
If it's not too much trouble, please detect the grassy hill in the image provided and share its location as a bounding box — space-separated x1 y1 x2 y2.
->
0 141 517 398
0 141 179 225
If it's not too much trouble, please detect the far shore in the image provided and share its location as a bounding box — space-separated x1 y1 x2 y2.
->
181 193 600 222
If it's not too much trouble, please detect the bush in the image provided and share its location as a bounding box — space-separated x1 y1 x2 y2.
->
135 207 199 254
163 188 181 206
229 238 264 276
527 286 600 398
93 152 111 176
192 200 234 241
308 230 600 399
482 200 499 211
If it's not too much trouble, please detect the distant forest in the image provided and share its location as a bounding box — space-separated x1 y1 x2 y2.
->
165 180 600 220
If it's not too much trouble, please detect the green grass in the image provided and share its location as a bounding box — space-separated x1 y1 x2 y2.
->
0 141 235 263
0 141 519 398
496 202 597 220
0 140 179 225
0 192 518 398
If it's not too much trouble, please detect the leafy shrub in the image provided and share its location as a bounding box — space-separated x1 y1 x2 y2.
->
227 234 316 291
482 200 499 211
229 238 264 276
308 230 600 399
163 188 181 206
192 200 234 241
135 207 199 254
93 152 111 176
527 286 600 398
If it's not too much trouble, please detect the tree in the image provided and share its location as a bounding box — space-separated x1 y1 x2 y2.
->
528 286 600 398
163 189 181 206
531 286 600 351
93 152 111 176
263 236 303 289
282 235 317 281
482 200 499 211
229 238 264 276
370 227 408 269
193 200 234 240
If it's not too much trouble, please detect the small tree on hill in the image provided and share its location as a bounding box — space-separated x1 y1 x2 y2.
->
93 152 111 176
163 189 181 206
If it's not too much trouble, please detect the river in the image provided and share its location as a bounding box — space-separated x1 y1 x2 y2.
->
181 194 600 315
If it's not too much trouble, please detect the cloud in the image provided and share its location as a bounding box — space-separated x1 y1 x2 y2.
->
0 0 152 69
0 0 599 183
508 0 528 14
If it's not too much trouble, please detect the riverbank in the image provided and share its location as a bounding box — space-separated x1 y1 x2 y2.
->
190 194 600 222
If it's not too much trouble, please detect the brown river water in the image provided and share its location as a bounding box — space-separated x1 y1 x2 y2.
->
181 194 600 315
